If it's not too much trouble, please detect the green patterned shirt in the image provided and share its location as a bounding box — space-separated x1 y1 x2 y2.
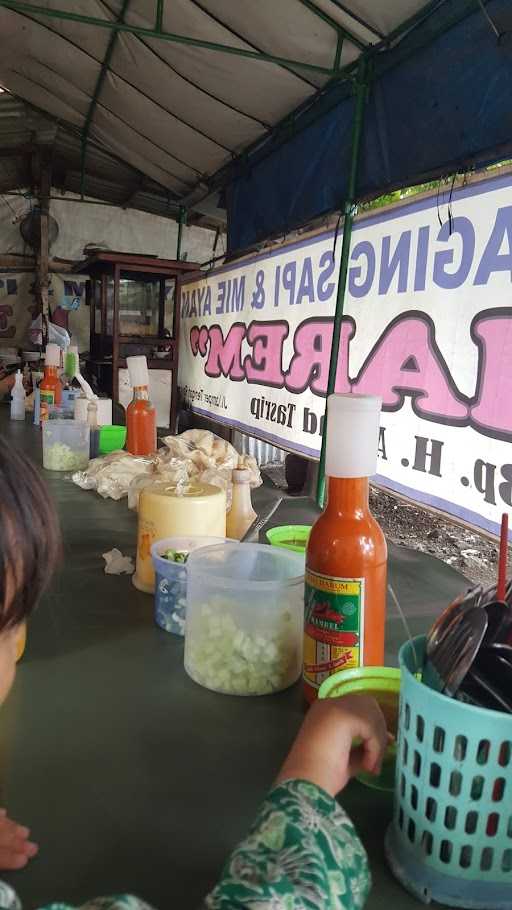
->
0 781 370 910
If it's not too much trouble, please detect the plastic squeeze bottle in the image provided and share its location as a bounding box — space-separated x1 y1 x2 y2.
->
126 355 157 456
10 370 26 421
304 394 387 703
39 343 63 421
226 467 257 539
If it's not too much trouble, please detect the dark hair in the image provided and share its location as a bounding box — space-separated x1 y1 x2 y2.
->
0 436 61 631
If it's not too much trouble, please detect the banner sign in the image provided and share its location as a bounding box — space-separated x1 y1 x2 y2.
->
178 172 512 537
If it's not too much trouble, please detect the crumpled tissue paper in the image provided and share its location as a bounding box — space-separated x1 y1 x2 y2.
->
102 548 135 575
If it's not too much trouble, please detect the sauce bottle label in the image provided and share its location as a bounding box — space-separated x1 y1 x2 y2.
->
39 389 55 422
303 570 364 691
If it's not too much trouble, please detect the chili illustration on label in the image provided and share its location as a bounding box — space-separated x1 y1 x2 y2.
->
303 569 365 691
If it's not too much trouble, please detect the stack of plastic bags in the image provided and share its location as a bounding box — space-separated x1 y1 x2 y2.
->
72 429 261 511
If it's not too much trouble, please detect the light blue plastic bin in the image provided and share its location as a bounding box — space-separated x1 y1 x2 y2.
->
385 636 512 908
151 536 227 636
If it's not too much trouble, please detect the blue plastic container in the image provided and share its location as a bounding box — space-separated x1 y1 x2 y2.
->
151 536 226 636
385 635 512 909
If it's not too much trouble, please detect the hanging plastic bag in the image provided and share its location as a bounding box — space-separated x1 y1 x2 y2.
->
29 315 70 350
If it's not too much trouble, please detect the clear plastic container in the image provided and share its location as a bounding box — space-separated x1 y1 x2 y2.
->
185 542 304 696
42 419 90 472
151 536 228 636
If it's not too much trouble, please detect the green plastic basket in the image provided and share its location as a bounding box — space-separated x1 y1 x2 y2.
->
266 525 311 553
319 666 400 792
99 424 126 455
385 635 512 908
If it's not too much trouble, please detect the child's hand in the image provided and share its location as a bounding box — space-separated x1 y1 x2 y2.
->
275 694 389 798
0 809 39 870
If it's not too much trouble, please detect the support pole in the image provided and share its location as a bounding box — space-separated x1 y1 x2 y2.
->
316 58 368 507
155 0 163 32
176 206 187 260
36 149 51 348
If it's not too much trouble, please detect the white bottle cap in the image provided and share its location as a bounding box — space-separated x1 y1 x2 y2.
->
325 393 382 478
67 345 79 358
232 468 251 484
127 355 149 388
45 343 61 367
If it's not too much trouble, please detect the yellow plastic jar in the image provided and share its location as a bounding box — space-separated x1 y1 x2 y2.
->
133 481 226 593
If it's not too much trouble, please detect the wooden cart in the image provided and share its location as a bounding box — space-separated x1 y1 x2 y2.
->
81 251 199 430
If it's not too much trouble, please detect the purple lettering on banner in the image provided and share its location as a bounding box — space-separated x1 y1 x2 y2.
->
470 308 512 440
203 287 211 316
378 231 411 295
353 311 470 424
204 323 246 380
244 321 288 387
348 240 375 298
216 281 226 314
286 316 354 396
197 287 206 314
282 261 297 306
317 250 335 302
414 225 430 291
433 216 475 289
296 257 315 306
474 206 512 285
274 266 281 307
231 276 245 312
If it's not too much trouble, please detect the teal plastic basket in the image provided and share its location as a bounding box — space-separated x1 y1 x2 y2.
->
385 636 512 908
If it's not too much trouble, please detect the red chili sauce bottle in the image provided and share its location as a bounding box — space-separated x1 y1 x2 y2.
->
304 394 387 703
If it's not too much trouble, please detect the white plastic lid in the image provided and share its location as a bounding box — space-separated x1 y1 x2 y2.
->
67 345 78 357
325 393 382 478
45 343 61 367
127 355 149 387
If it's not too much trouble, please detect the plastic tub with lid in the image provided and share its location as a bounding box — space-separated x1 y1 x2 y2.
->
185 542 304 696
151 535 228 636
42 420 90 472
133 480 226 593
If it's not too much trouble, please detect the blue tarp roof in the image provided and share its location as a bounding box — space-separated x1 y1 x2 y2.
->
0 1 510 246
226 0 512 253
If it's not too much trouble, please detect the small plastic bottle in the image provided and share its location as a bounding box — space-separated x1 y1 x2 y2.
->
10 370 26 421
39 343 63 422
304 394 387 703
126 355 157 456
226 467 257 540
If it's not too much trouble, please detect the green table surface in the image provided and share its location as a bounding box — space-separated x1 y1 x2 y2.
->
0 414 465 909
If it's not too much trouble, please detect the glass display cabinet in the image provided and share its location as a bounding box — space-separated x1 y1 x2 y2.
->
82 252 198 430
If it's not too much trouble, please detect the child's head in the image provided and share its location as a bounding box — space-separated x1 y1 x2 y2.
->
0 438 61 701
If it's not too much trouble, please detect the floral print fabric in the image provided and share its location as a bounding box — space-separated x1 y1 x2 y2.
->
0 781 370 910
204 780 370 909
